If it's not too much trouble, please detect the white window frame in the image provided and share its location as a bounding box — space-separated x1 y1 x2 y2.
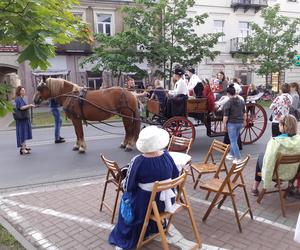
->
94 11 115 36
239 21 251 38
213 20 225 42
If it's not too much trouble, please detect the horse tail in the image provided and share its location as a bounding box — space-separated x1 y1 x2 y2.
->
133 103 141 142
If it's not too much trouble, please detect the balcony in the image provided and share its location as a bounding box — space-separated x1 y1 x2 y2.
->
230 37 253 55
231 0 268 13
0 45 19 53
56 40 92 55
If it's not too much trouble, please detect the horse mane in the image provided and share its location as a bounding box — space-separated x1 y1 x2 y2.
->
46 78 81 97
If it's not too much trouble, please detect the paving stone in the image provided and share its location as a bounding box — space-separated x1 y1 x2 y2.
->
0 158 299 249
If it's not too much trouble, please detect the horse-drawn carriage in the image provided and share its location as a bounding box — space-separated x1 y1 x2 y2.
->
146 91 267 145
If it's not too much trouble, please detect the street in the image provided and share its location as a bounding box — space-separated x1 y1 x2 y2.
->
0 120 272 189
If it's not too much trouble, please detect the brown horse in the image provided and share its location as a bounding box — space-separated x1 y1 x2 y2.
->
33 78 140 153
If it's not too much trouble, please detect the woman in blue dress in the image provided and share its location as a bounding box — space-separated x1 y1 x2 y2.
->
15 86 35 155
109 126 179 250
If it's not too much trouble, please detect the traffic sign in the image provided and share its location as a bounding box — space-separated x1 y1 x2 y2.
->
295 55 300 67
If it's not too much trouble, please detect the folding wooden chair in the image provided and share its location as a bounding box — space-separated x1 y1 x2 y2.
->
257 153 300 217
167 135 195 182
136 171 202 250
191 139 230 191
167 135 193 153
100 154 124 224
200 155 253 233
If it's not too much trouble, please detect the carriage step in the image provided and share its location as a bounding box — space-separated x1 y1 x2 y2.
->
207 132 226 137
209 116 223 122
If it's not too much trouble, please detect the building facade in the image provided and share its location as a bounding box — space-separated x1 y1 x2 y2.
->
1 0 300 102
192 0 300 87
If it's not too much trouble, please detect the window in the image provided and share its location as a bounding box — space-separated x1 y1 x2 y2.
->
213 20 225 42
73 12 83 19
239 22 251 38
96 14 112 36
88 78 102 89
71 10 86 21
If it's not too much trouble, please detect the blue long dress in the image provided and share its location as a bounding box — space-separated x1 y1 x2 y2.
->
109 151 179 250
15 96 32 148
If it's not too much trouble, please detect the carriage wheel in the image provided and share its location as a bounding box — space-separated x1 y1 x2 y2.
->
241 103 267 144
163 116 196 143
210 120 224 135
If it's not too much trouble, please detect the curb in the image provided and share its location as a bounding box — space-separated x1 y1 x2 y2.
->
0 216 37 250
0 119 123 131
0 174 105 194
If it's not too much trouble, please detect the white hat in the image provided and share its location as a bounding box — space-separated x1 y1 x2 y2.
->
136 126 170 153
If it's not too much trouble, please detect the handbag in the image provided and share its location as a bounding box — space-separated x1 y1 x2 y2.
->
13 107 30 120
120 192 134 224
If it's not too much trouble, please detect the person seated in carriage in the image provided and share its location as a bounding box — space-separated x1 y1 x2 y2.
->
215 81 244 111
165 68 188 118
186 68 203 98
202 78 215 113
150 79 168 113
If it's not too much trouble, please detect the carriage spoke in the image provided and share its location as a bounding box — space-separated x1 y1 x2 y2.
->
250 127 259 138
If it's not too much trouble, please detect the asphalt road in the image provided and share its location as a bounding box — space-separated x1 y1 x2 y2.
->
0 119 275 190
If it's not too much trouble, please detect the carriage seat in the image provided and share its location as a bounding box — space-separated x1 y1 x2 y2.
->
165 94 188 119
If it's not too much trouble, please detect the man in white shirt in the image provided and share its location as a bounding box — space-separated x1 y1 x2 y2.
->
186 68 201 96
170 68 188 96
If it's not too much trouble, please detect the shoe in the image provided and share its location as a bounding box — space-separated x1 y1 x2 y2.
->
233 158 243 164
226 154 235 161
59 137 65 140
251 188 259 196
20 148 30 155
55 138 65 143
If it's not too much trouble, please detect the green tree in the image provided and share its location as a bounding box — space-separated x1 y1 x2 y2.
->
0 84 12 117
0 0 91 70
0 0 91 116
240 5 300 87
84 31 147 86
86 0 221 86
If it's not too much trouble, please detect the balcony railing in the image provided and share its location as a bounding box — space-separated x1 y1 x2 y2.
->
230 37 252 54
231 0 268 13
0 45 19 53
56 41 92 54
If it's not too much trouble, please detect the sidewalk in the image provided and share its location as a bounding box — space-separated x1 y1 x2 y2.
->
0 112 13 130
0 158 299 250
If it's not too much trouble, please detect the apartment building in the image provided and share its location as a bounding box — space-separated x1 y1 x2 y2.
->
192 0 300 88
0 0 133 101
1 0 300 101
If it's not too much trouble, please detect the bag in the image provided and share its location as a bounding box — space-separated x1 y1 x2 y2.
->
13 108 30 120
120 192 134 224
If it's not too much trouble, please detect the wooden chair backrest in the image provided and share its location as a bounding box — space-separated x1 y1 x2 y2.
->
167 136 193 154
203 140 230 173
100 154 122 182
149 171 188 204
274 153 300 180
223 155 250 186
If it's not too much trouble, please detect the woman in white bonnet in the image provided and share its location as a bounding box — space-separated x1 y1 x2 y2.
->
109 126 179 250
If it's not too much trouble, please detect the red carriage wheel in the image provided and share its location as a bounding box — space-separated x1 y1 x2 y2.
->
241 103 267 144
210 120 224 135
163 116 196 151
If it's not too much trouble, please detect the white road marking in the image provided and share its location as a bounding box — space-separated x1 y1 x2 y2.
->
1 198 113 230
190 196 296 232
0 200 58 249
1 198 226 249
